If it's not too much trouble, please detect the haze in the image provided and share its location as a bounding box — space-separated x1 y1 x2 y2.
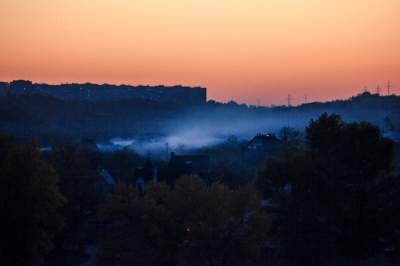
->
0 0 399 104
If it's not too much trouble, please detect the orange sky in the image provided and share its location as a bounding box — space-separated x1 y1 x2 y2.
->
0 0 399 105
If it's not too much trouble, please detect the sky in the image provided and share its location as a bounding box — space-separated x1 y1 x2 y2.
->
0 0 399 105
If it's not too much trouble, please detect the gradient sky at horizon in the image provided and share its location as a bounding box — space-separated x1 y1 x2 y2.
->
0 0 399 105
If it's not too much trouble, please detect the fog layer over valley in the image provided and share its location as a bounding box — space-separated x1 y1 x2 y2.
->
95 93 400 156
96 114 307 156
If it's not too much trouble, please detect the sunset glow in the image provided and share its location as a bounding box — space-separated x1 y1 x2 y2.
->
1 0 399 104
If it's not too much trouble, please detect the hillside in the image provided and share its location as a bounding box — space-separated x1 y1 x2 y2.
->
0 90 399 145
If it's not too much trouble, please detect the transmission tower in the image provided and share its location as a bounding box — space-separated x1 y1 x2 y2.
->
376 84 381 95
387 80 392 96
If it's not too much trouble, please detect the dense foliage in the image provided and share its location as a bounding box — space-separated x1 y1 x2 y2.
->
0 111 399 266
0 137 65 266
96 176 268 266
257 113 399 265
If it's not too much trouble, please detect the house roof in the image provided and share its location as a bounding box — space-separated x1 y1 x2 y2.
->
99 169 115 185
249 134 280 144
248 134 280 148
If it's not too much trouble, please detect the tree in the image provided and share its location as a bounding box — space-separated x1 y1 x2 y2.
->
0 138 65 266
256 113 396 265
307 114 395 256
198 136 254 188
306 113 343 154
50 142 103 255
96 181 182 266
96 176 269 266
177 182 269 266
279 127 302 144
101 149 143 183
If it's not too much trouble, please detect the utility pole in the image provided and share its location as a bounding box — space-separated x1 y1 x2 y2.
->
165 142 169 161
287 94 292 107
387 80 392 96
304 94 308 104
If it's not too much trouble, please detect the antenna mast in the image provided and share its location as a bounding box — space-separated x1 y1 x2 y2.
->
387 80 392 96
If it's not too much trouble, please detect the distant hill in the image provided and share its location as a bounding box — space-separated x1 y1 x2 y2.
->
0 88 398 145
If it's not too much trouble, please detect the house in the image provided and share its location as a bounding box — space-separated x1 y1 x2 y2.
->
99 169 115 193
245 134 281 161
169 152 210 178
134 166 158 194
247 134 280 152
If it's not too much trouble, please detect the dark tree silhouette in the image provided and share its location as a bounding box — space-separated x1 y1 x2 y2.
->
96 176 269 266
257 113 396 265
0 137 65 266
49 142 103 256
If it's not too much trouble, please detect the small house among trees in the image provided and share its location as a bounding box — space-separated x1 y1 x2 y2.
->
245 134 281 161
